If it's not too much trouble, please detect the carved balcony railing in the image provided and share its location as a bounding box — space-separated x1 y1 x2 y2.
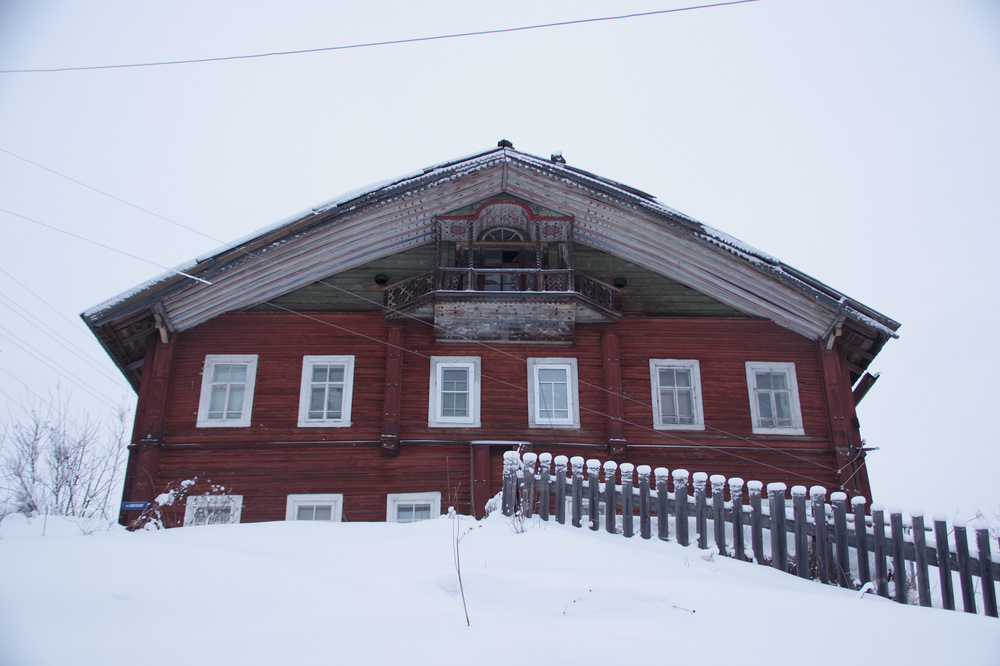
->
384 268 621 316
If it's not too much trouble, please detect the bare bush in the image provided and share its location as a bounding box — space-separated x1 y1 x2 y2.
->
0 396 129 523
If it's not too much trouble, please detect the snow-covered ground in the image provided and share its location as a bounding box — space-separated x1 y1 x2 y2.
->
1 512 997 666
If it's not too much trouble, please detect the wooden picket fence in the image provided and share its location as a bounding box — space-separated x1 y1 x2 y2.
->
500 450 1000 618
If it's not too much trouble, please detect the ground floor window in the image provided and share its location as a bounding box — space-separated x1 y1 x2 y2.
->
386 492 441 523
285 494 344 521
184 495 243 526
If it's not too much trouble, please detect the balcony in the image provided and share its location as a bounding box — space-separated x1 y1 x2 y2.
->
383 268 622 342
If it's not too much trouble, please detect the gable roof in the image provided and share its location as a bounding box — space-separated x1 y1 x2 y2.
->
83 145 899 389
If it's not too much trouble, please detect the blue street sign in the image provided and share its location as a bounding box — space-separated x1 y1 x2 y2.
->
121 501 149 511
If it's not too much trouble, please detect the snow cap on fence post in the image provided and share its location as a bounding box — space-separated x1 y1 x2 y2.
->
747 480 763 495
619 463 634 479
570 456 584 473
522 452 537 470
830 491 847 503
851 495 867 508
693 472 708 490
554 455 568 471
654 467 669 484
586 459 601 474
710 474 726 494
538 452 552 472
766 482 787 496
672 469 689 485
729 477 745 493
603 460 618 475
791 485 807 497
636 465 651 479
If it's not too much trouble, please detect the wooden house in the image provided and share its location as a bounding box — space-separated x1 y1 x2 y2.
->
83 143 899 527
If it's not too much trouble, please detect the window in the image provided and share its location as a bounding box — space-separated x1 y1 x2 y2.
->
196 355 258 428
745 362 804 435
184 495 243 526
527 358 580 428
428 357 481 427
386 492 442 523
297 356 355 427
285 494 343 522
650 359 704 430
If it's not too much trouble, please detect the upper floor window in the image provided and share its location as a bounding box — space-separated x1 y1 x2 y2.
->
196 355 258 428
650 359 704 430
527 358 580 428
745 361 804 435
298 356 355 427
428 357 481 427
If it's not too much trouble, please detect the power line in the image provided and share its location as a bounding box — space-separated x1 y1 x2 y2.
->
0 1 762 74
0 147 224 245
0 206 212 285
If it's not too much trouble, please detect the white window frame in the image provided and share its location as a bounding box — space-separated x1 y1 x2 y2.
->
196 355 258 428
649 359 705 430
285 493 344 522
183 494 243 526
745 361 805 435
297 355 355 427
527 357 580 428
386 492 442 523
428 357 481 427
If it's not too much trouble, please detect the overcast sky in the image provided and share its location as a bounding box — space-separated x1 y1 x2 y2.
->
1 0 998 518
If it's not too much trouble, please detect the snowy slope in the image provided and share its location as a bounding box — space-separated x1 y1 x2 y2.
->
0 513 996 666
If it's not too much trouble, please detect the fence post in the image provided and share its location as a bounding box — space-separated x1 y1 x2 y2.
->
694 472 708 550
729 477 745 561
570 457 584 528
748 480 764 564
852 496 871 587
768 483 788 572
620 463 634 538
711 475 727 556
554 455 568 525
811 486 829 585
792 486 809 579
501 450 519 517
637 465 651 540
934 515 955 611
910 511 931 607
954 520 976 613
872 505 889 598
674 469 690 547
831 492 851 588
889 508 907 604
655 468 670 542
976 524 998 618
603 460 618 534
586 459 601 531
538 453 552 521
521 453 537 519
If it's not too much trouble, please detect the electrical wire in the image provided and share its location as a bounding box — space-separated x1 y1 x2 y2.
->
0 1 763 75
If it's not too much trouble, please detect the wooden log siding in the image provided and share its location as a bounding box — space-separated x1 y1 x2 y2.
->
502 450 1000 618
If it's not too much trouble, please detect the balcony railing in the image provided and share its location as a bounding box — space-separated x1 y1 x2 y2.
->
384 268 620 314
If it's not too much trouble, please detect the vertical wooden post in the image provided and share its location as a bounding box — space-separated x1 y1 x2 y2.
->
872 505 889 598
603 461 618 534
637 465 651 540
520 453 537 519
693 472 708 550
586 459 601 531
768 483 788 572
818 345 871 498
620 463 634 537
711 474 727 556
570 456 584 528
792 486 809 579
831 492 852 588
889 509 907 604
954 520 976 613
976 525 997 618
501 451 519 517
852 496 871 587
934 515 955 611
812 486 830 585
910 512 931 607
729 478 745 561
674 469 690 547
748 480 764 564
554 456 568 525
538 453 552 521
380 326 404 456
655 468 670 542
602 332 627 458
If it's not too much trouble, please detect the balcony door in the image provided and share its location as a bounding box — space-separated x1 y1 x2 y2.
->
474 228 540 292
